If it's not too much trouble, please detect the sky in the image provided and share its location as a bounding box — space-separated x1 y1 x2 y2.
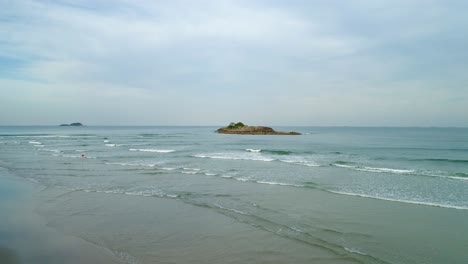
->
1 0 467 126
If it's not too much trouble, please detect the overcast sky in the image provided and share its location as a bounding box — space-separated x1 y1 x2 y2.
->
1 0 467 126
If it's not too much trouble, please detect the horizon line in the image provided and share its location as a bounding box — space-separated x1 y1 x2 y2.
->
1 125 467 129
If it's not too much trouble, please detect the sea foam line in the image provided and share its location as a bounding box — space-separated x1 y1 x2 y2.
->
130 148 175 153
194 153 275 162
333 163 468 181
329 190 468 210
332 163 414 174
245 148 261 152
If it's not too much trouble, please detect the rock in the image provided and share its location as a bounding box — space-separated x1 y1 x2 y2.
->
216 123 301 135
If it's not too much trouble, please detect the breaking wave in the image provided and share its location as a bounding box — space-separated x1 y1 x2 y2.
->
129 148 175 153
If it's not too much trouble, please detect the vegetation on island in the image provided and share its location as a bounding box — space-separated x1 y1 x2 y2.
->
226 122 245 129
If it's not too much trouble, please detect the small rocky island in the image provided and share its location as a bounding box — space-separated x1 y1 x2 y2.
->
216 122 301 135
60 122 83 126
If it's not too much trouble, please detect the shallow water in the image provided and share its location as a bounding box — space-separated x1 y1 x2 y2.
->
1 126 467 263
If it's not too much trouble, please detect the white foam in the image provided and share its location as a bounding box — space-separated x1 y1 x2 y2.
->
213 203 249 215
332 163 355 169
360 167 414 174
181 171 198 174
103 140 110 143
28 141 42 145
194 153 275 162
161 167 177 171
447 176 468 181
280 157 320 167
183 168 201 171
245 148 261 152
105 162 157 167
18 135 69 138
344 247 368 256
289 227 305 233
330 190 468 210
234 177 250 182
62 154 96 159
256 181 305 187
332 164 414 174
42 149 61 153
129 148 175 153
105 144 116 147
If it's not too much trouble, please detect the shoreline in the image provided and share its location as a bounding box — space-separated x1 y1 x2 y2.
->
33 183 359 264
2 165 468 264
1 169 359 264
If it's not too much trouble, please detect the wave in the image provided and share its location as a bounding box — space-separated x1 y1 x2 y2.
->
105 144 116 147
245 148 261 152
181 171 198 174
255 181 305 188
331 163 415 174
194 153 275 162
129 148 175 153
28 141 42 145
73 187 179 199
262 149 293 155
41 148 61 153
244 149 294 155
280 158 321 167
332 162 468 181
344 247 369 256
16 135 70 138
447 176 468 181
213 203 249 215
105 162 159 167
183 168 201 171
61 154 96 159
416 158 468 164
329 190 468 210
194 152 323 168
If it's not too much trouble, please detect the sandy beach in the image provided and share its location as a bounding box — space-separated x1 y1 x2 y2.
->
2 171 362 264
0 169 122 264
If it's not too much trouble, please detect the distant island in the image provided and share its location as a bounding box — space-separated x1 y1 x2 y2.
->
216 122 301 135
60 122 83 126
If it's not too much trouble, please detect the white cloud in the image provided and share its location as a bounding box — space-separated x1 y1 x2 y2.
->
1 0 467 126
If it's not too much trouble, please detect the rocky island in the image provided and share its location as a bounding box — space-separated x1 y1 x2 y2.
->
60 122 84 126
216 122 301 135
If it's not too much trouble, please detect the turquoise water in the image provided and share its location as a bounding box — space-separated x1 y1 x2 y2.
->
1 126 467 263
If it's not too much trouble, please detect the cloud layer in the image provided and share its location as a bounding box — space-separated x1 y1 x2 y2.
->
1 0 467 126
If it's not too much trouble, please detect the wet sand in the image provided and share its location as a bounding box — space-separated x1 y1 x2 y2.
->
2 166 467 263
1 168 358 264
0 170 121 264
34 187 358 264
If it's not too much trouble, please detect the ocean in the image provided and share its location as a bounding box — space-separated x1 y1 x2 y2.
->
0 126 467 263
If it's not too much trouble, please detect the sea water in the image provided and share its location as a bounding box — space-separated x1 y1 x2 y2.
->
0 126 467 263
